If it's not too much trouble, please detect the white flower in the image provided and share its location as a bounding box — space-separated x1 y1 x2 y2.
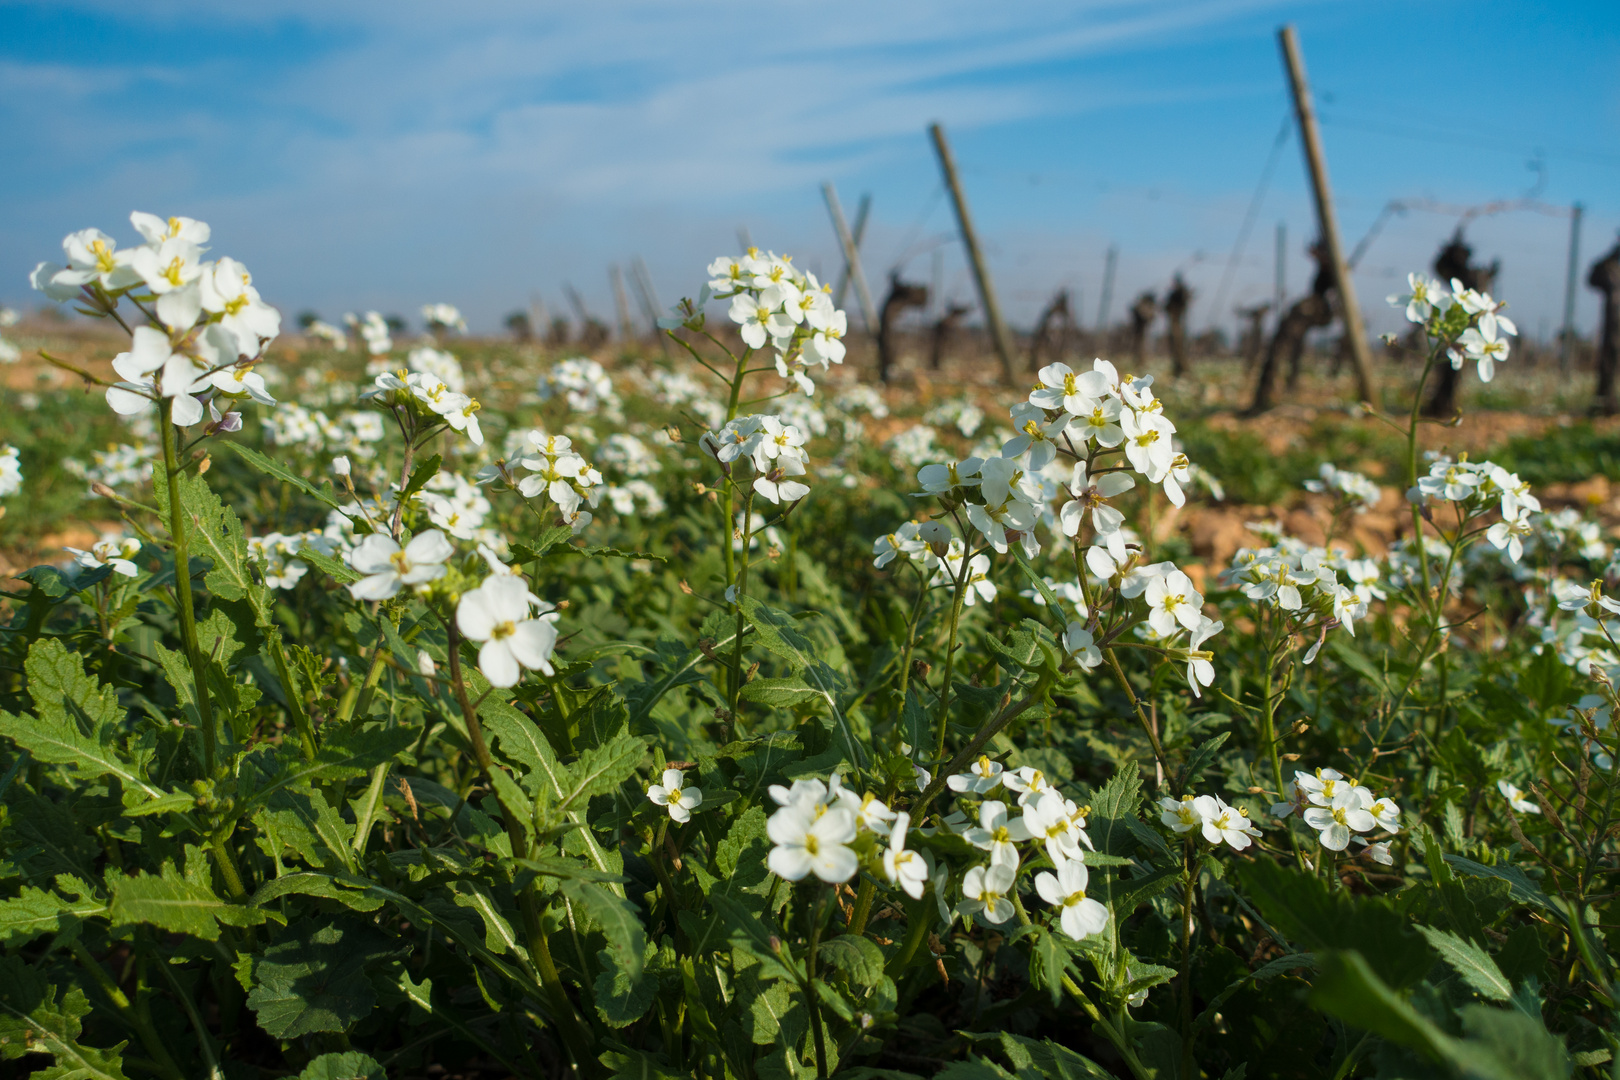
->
915 458 983 495
126 237 205 330
729 293 794 350
67 536 141 577
332 456 352 478
873 522 925 568
1022 791 1090 863
0 446 20 497
883 812 930 899
346 530 453 601
1487 512 1534 563
1061 622 1103 670
1159 795 1204 834
960 863 1017 925
1075 396 1124 447
1302 786 1377 851
1145 570 1203 636
198 257 281 358
1388 273 1446 324
1030 362 1108 415
767 803 859 883
647 768 704 823
1002 766 1055 807
947 755 1005 795
53 228 140 291
1193 795 1260 851
836 789 899 835
1184 616 1222 696
1035 858 1109 941
1368 796 1401 833
1059 461 1133 538
963 800 1033 868
456 575 560 688
1359 840 1394 866
1459 323 1510 382
1120 409 1174 479
1497 779 1540 815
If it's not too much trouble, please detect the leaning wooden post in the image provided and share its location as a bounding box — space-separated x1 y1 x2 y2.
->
610 264 636 344
929 122 1016 385
1561 203 1584 371
1278 25 1377 405
823 182 878 334
629 256 670 357
1097 244 1118 330
833 193 871 311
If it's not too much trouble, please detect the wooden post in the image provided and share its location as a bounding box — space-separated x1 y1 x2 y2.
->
822 182 878 333
833 193 871 310
1097 245 1118 329
629 257 670 357
1278 25 1377 405
929 122 1017 385
1561 202 1584 370
610 265 635 343
1275 221 1287 315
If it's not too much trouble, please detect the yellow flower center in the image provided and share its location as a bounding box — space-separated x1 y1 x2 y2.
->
491 620 516 641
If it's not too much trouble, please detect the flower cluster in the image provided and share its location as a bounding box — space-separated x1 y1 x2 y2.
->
1223 535 1368 662
366 369 484 447
1410 453 1540 563
539 358 622 420
421 302 466 335
0 307 19 364
1303 462 1381 513
408 346 465 393
692 250 846 394
1273 767 1399 863
1158 793 1263 851
701 414 812 506
502 431 603 533
1389 272 1518 382
456 572 559 688
33 213 282 430
348 311 392 356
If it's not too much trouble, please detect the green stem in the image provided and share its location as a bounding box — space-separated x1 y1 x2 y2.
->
932 566 971 760
886 901 936 978
1178 842 1197 1080
849 878 876 938
70 943 185 1080
160 400 218 777
805 888 830 1080
913 680 1051 821
150 947 225 1080
263 628 316 760
1103 646 1171 787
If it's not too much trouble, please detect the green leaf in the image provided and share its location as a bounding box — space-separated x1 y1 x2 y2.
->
246 920 393 1039
223 441 346 512
1236 858 1432 989
559 879 646 983
594 945 657 1027
0 709 162 800
707 892 800 982
0 955 129 1079
735 596 814 674
818 935 885 989
25 639 121 739
557 732 647 813
174 467 260 607
740 677 825 709
109 857 265 941
294 542 361 585
1444 854 1556 912
1023 924 1075 1008
1417 925 1512 1001
452 883 525 957
987 1032 1113 1079
297 1052 386 1080
1087 766 1144 858
401 453 442 504
0 884 103 946
247 724 418 809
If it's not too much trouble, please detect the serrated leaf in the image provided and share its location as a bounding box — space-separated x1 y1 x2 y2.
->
247 725 417 809
294 542 361 585
1444 854 1555 912
452 883 526 957
25 639 120 739
559 879 645 983
1087 766 1144 857
246 920 392 1039
223 441 346 512
557 732 647 813
594 945 657 1027
0 886 103 946
297 1052 385 1080
818 935 884 989
1417 925 1513 1001
0 710 162 801
0 955 129 1079
109 859 265 941
740 677 824 708
401 453 442 504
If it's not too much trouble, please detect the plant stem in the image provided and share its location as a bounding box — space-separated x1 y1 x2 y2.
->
849 878 876 937
1103 646 1170 786
160 400 218 777
932 566 971 760
913 681 1050 821
263 628 316 760
1178 842 1197 1080
70 943 186 1080
805 887 831 1080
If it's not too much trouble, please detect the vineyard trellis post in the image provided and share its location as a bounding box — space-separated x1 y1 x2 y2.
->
833 192 871 312
1278 24 1378 405
1562 202 1585 370
822 181 878 335
1098 244 1118 332
1275 221 1287 319
929 122 1017 385
610 264 635 343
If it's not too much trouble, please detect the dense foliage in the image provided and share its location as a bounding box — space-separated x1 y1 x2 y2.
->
0 220 1615 1080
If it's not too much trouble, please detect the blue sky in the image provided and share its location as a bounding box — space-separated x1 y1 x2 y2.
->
2 0 1616 339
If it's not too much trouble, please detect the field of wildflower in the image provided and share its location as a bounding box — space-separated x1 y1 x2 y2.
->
0 213 1616 1080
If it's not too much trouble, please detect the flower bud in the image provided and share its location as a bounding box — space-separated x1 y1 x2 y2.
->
332 455 352 478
